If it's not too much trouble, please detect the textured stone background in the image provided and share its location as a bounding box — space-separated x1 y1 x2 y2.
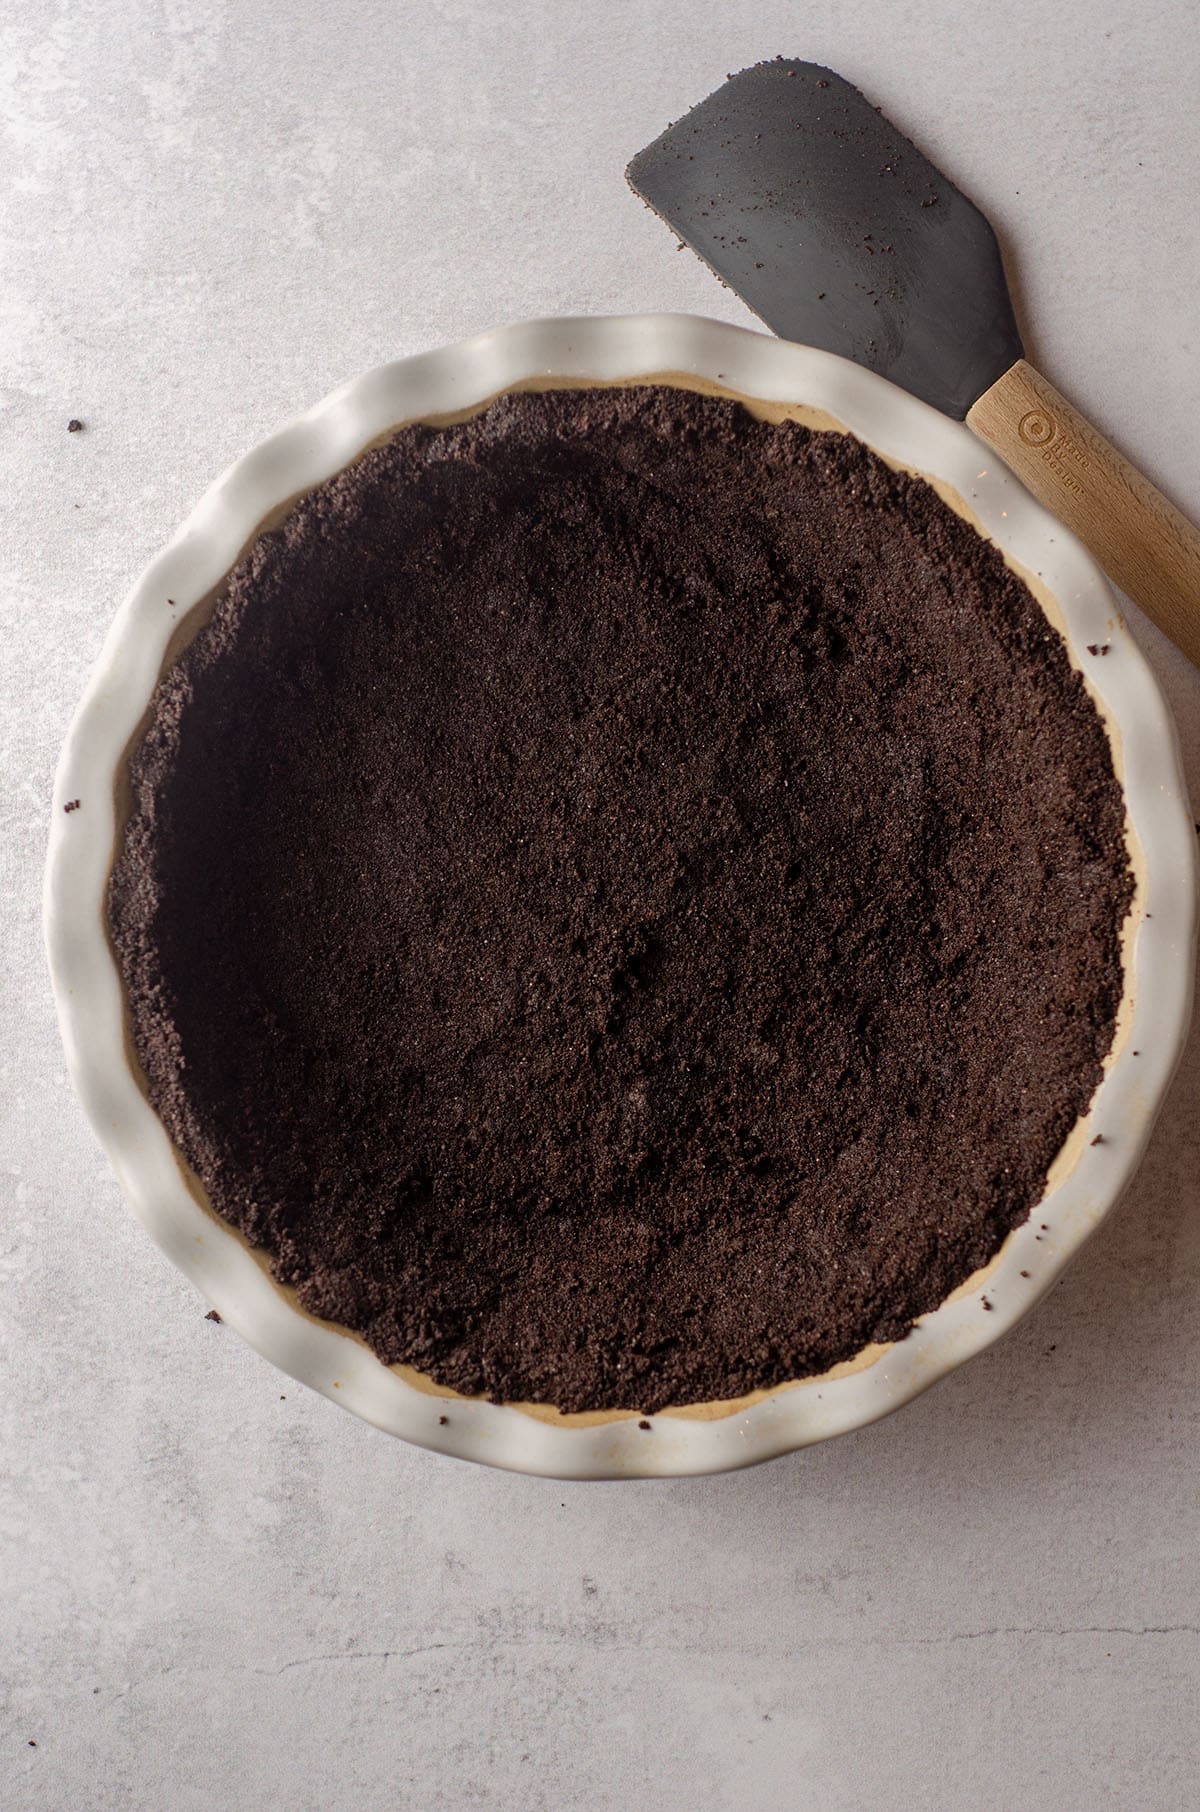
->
3 3 1199 1808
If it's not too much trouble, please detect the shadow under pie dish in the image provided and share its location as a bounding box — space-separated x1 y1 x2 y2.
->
46 317 1197 1476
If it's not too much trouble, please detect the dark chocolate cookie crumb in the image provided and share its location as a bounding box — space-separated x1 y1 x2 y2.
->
638 1419 652 1430
63 799 81 814
109 386 1132 1412
204 1308 222 1323
67 419 83 433
438 1414 449 1426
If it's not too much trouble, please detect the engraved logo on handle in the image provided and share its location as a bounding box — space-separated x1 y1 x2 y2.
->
1016 404 1090 497
1018 409 1056 448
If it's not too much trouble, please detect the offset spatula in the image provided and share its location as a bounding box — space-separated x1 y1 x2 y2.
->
627 60 1200 668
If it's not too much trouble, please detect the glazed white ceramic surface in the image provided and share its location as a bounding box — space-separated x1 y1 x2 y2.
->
44 315 1197 1478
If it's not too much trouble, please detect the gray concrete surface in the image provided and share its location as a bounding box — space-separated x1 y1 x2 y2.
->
3 2 1199 1806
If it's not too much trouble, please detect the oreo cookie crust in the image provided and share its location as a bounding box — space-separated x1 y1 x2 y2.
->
109 387 1132 1411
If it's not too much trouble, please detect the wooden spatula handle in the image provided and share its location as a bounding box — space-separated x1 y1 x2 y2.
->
966 359 1200 668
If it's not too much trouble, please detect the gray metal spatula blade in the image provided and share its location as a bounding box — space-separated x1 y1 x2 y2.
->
626 59 1023 420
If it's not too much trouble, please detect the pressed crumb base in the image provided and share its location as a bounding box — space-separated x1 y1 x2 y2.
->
109 386 1132 1412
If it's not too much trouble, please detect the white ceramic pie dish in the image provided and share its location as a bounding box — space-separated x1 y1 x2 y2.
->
46 314 1197 1477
